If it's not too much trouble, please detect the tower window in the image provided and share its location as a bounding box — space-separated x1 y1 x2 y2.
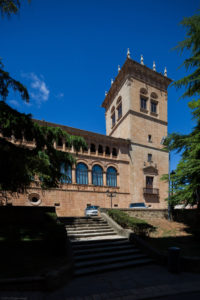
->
117 103 122 120
148 135 152 143
111 112 115 127
148 153 152 162
151 101 157 114
140 97 147 110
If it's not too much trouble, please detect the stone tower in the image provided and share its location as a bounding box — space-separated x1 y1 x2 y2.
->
102 54 172 208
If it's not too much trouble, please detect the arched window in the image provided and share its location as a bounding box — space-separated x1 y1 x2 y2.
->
112 148 118 157
116 96 122 120
92 165 103 186
60 163 72 183
105 146 110 155
90 143 96 153
107 166 117 187
76 162 88 185
57 138 63 147
65 141 72 150
98 145 103 155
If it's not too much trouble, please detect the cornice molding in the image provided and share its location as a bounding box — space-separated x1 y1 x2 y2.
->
102 58 172 110
34 119 130 146
109 109 167 137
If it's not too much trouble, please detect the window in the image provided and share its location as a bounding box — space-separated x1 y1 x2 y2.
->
112 148 117 157
148 135 152 143
148 153 152 162
107 167 117 187
140 97 147 110
117 103 122 119
57 138 63 147
151 101 157 114
90 143 96 153
76 163 88 185
105 146 110 155
60 163 72 183
98 145 103 155
92 165 103 186
111 112 115 127
65 141 72 149
146 176 153 188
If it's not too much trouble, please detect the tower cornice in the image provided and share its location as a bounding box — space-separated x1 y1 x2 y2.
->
101 58 172 110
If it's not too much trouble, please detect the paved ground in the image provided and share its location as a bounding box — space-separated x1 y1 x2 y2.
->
1 264 200 299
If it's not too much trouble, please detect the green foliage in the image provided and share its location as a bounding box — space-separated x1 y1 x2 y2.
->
163 13 200 208
0 61 29 101
107 209 155 237
0 0 20 17
0 101 87 192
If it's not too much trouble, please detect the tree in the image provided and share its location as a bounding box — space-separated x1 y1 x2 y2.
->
164 13 200 208
0 1 87 194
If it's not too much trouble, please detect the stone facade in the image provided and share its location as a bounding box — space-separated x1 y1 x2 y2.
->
8 56 172 216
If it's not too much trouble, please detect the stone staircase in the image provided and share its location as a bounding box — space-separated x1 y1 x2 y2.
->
60 216 153 276
62 216 118 240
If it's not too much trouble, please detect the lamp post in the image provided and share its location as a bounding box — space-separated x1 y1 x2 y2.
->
106 190 116 208
161 136 172 221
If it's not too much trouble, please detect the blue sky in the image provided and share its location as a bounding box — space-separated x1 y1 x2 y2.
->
1 0 199 170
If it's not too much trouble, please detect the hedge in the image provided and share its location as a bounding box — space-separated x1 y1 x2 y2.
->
107 209 156 237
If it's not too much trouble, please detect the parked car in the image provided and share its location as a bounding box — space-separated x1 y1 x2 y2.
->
85 205 99 216
129 202 148 209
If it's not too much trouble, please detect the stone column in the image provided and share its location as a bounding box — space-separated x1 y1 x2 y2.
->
72 167 76 184
103 172 107 186
63 139 66 151
88 170 92 185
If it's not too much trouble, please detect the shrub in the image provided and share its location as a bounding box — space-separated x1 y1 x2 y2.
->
107 209 156 237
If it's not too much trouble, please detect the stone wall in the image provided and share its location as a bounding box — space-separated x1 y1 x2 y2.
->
119 208 168 219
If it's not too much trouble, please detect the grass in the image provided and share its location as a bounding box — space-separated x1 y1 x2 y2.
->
107 209 200 257
142 217 200 257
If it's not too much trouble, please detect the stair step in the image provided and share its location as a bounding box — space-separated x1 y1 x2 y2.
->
73 243 136 255
67 228 115 234
75 258 153 276
71 238 128 248
75 253 147 269
65 225 110 230
75 248 141 261
69 232 117 238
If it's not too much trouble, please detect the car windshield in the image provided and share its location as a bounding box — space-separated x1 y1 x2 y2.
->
87 206 98 210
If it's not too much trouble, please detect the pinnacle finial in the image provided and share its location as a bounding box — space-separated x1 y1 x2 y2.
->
111 78 114 85
140 54 144 65
118 65 120 73
153 61 156 71
105 91 107 96
164 67 167 77
127 48 130 59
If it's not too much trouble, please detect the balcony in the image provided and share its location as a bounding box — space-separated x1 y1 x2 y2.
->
143 188 159 195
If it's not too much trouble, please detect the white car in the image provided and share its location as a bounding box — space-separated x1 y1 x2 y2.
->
85 206 99 216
